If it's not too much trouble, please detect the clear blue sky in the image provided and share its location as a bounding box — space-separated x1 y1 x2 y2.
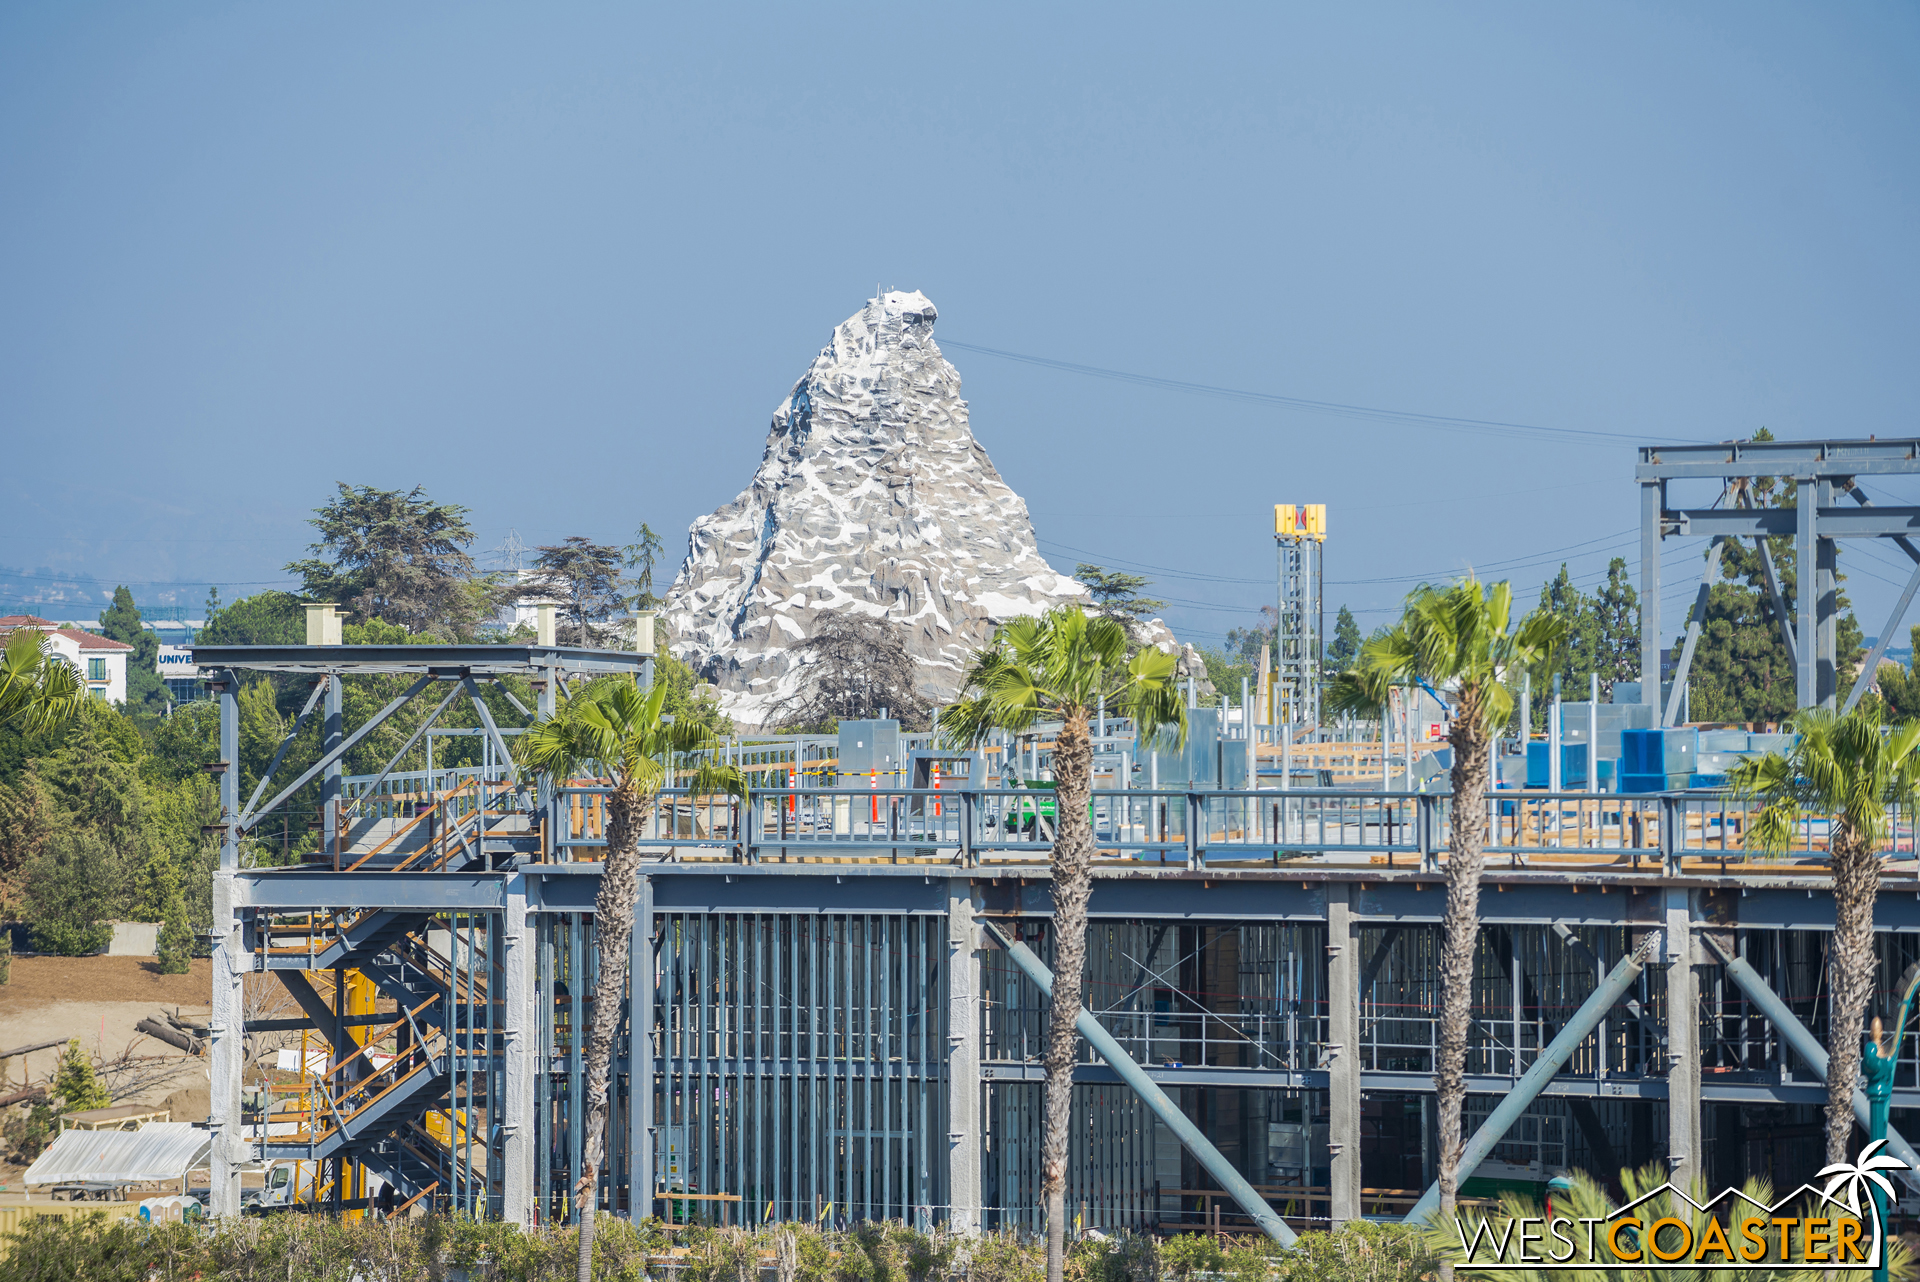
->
4 4 1918 649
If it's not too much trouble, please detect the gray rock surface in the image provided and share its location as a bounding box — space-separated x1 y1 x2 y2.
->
662 291 1088 726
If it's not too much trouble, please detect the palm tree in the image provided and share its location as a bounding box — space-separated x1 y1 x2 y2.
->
941 605 1185 1282
517 677 747 1282
1730 707 1920 1166
1326 576 1565 1224
0 628 86 733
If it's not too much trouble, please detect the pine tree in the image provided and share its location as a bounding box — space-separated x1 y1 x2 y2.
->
157 892 192 975
52 1039 109 1113
97 586 164 710
1326 606 1363 674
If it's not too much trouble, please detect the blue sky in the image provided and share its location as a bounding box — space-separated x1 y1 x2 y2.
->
3 4 1918 649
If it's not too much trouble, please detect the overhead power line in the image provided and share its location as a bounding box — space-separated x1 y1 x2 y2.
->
943 338 1683 447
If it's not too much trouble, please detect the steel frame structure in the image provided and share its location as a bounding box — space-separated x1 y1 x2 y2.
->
203 638 1920 1234
1638 437 1920 720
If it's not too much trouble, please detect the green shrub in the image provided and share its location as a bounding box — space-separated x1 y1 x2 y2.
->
156 892 193 974
0 926 11 985
964 1232 1044 1282
1273 1222 1433 1282
1156 1232 1224 1282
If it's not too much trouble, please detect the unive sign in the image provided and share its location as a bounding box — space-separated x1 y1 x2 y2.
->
1456 1140 1906 1271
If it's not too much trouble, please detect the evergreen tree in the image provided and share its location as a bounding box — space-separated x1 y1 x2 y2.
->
157 892 193 975
285 483 489 634
1073 565 1165 627
530 537 627 645
98 587 165 710
1590 557 1640 693
25 830 118 956
52 1039 109 1113
1326 606 1363 674
623 523 666 611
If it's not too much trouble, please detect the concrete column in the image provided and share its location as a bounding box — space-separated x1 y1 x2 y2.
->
1665 890 1702 1187
946 879 983 1233
1326 884 1362 1224
209 671 246 1219
501 874 536 1226
629 876 654 1219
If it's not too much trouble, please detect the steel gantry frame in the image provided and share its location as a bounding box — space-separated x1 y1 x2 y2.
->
202 639 650 1221
1639 437 1920 721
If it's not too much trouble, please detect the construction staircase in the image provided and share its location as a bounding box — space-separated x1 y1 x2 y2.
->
256 913 497 1215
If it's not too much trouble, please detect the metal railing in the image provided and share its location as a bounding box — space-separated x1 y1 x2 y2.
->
377 781 1920 873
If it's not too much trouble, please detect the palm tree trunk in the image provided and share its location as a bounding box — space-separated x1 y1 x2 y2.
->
1437 698 1492 1226
1042 705 1094 1282
1827 824 1881 1165
577 778 647 1282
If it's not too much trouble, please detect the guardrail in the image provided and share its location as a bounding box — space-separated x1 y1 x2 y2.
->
545 784 1918 873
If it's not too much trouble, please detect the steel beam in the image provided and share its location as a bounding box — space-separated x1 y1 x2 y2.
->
189 643 650 676
1664 537 1726 727
1671 507 1920 538
242 678 326 818
245 675 434 830
980 920 1295 1244
1402 932 1657 1225
238 871 507 911
1700 933 1920 1193
1636 439 1920 481
462 675 517 771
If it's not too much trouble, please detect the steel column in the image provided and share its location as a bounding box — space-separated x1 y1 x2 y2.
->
1818 478 1838 707
1665 891 1701 1186
1640 481 1662 711
209 670 246 1218
1326 884 1362 1223
631 876 654 1218
1799 479 1819 709
947 881 983 1233
502 874 535 1225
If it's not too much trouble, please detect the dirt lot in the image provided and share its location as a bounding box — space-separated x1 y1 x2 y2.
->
1 956 215 1196
0 955 213 1013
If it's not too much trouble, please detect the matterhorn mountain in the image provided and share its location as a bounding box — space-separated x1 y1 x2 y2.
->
661 291 1090 726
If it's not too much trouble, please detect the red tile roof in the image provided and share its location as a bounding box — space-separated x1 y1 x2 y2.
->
60 629 132 652
0 618 133 651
